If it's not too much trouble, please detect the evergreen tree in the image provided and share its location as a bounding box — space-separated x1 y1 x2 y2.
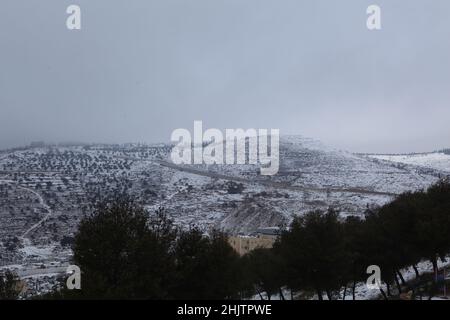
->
72 197 177 299
276 209 349 300
0 270 21 300
242 248 286 300
172 228 242 299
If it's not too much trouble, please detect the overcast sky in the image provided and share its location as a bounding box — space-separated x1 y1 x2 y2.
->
1 0 449 153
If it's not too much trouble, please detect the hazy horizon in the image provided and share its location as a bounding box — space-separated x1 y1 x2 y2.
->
2 133 449 156
1 0 450 154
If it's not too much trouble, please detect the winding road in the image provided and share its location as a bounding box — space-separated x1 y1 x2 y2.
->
107 153 399 196
18 185 52 239
0 180 52 239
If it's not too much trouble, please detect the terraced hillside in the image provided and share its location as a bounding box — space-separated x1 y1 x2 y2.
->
0 137 447 296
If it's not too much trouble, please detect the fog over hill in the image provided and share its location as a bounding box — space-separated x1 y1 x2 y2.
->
2 1 450 153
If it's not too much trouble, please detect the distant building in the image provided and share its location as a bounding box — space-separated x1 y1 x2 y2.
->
228 227 280 256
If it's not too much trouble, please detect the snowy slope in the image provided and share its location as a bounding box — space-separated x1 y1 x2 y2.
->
369 152 450 173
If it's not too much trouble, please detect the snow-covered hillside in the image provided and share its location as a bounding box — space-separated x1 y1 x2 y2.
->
1 136 447 296
369 152 450 173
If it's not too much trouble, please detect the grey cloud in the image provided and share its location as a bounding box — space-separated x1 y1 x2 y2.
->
1 0 449 153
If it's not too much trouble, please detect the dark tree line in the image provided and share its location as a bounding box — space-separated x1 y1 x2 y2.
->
43 180 450 300
267 180 450 299
47 196 243 299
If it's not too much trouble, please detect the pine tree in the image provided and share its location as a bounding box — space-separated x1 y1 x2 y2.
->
242 248 286 300
276 209 349 300
0 270 21 300
71 196 177 299
172 228 242 299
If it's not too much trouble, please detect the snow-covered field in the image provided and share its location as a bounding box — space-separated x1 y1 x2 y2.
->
369 152 450 173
